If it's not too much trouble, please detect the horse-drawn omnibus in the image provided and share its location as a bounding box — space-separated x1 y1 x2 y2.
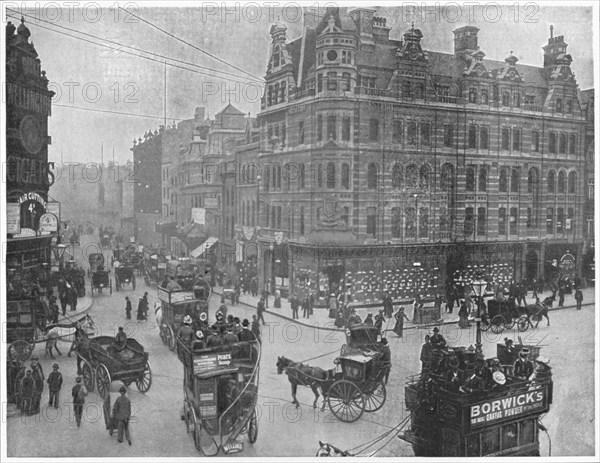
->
177 337 260 455
156 286 210 351
399 343 553 456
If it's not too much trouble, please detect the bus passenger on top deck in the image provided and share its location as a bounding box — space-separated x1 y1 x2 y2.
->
460 364 484 394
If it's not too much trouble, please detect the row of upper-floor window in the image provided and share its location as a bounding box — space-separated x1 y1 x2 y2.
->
467 87 575 113
267 81 287 106
239 200 257 227
261 161 580 194
254 201 576 238
316 50 353 66
162 190 178 205
279 116 580 154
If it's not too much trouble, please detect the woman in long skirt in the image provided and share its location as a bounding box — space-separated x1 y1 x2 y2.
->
458 301 471 328
393 307 410 338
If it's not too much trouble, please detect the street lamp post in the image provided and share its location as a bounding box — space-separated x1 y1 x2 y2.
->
413 193 418 238
256 174 261 227
471 279 488 356
52 243 67 274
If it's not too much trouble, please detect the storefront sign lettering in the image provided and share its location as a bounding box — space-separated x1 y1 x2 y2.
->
470 389 547 428
38 213 58 235
17 192 47 209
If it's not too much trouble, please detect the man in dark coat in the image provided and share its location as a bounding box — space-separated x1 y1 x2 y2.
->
574 288 583 310
21 370 35 415
238 319 255 342
430 327 447 349
256 297 266 325
125 297 132 319
30 356 44 414
513 349 534 380
206 326 224 348
420 335 433 375
379 338 392 385
223 326 238 345
290 294 298 319
382 292 394 318
112 386 132 444
47 363 63 408
460 365 485 393
262 288 269 308
71 376 86 427
58 279 68 316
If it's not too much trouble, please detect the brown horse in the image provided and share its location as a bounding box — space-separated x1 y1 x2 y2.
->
276 356 328 409
522 296 553 327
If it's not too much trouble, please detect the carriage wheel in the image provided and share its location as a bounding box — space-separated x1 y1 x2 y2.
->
82 362 95 392
96 364 111 399
190 407 203 451
136 360 152 393
327 380 365 423
490 315 505 334
248 408 258 443
166 325 176 351
8 340 34 362
363 380 386 413
517 316 530 332
505 318 516 329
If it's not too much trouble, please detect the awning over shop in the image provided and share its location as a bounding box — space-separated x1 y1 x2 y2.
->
191 237 219 258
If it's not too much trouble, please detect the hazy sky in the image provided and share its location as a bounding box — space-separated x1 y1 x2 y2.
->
4 3 595 166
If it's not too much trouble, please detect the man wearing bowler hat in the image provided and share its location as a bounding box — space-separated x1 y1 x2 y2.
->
112 386 132 445
429 327 447 350
47 363 63 408
460 364 484 393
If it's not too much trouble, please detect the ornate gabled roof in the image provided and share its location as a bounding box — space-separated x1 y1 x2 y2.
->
216 103 244 116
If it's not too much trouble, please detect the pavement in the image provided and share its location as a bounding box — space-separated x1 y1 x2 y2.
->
212 285 596 332
56 294 95 324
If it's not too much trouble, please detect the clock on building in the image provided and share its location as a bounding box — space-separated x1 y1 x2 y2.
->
19 115 43 155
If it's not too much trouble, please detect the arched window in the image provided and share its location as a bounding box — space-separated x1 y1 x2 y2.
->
367 163 378 189
511 168 520 193
392 164 402 189
528 167 538 194
316 163 323 188
391 207 402 238
416 83 424 99
440 164 454 191
547 170 555 193
273 83 279 104
479 166 487 192
419 165 430 189
502 92 510 106
251 201 256 227
369 119 379 141
273 45 280 67
499 168 508 193
419 207 429 238
299 163 305 189
341 163 350 190
264 165 270 191
469 87 477 103
466 166 475 191
568 171 577 194
405 207 416 239
558 171 566 194
405 164 418 188
326 162 336 189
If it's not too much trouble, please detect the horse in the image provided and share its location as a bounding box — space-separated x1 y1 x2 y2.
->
521 297 552 327
316 441 354 457
276 356 328 409
40 314 95 359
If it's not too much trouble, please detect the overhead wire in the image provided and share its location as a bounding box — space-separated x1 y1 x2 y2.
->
118 6 263 83
6 9 264 87
52 103 181 122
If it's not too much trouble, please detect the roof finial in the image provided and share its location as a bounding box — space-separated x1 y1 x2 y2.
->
550 25 554 39
411 21 415 30
510 50 513 55
21 16 25 24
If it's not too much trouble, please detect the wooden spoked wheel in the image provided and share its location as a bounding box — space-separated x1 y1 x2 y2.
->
167 325 176 351
248 409 258 444
327 380 365 423
95 364 111 399
363 380 386 413
135 360 152 393
82 362 95 392
490 315 505 334
8 340 34 362
517 316 530 332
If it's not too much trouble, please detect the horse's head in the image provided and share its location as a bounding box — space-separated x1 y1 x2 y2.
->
316 441 352 457
276 356 290 375
81 315 95 335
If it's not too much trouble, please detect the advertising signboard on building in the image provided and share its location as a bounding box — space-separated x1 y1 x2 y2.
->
7 203 21 234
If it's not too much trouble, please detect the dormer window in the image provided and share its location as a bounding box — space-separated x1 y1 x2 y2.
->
273 83 279 104
556 98 563 112
566 100 573 113
502 92 510 106
273 45 280 67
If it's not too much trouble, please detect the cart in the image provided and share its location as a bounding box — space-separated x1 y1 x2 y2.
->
143 251 167 286
481 300 524 334
88 253 105 278
177 337 260 455
157 287 209 351
277 324 388 423
91 270 112 296
7 298 93 361
115 265 136 291
78 335 152 399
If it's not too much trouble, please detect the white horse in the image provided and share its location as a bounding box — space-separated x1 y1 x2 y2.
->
155 301 163 329
41 315 95 359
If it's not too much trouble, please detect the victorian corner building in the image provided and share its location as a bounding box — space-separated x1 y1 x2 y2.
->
136 7 594 306
5 19 58 283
